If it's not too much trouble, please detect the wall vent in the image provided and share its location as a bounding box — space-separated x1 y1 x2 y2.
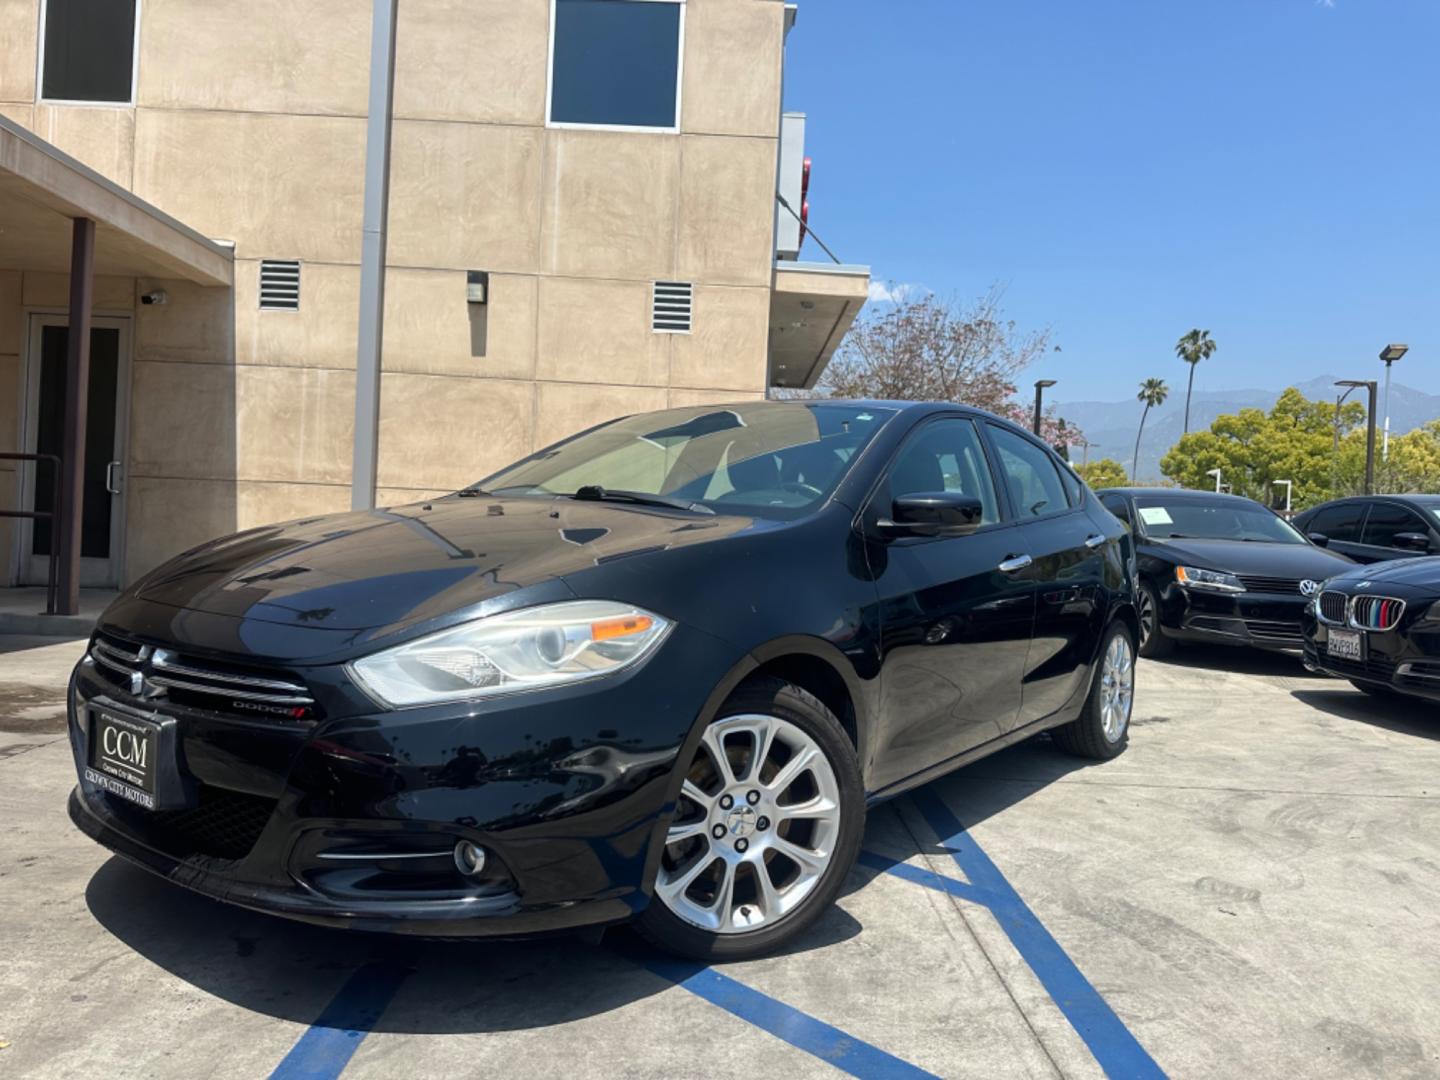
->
259 259 301 310
652 281 693 333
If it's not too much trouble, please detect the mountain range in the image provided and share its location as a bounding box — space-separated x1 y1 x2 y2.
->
1054 376 1440 482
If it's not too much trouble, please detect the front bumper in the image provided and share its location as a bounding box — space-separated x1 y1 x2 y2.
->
67 619 736 937
1158 581 1309 651
1302 614 1440 703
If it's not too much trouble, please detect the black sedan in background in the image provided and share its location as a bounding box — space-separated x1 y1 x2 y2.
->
1303 557 1440 701
1097 488 1352 657
1293 494 1440 563
68 400 1138 960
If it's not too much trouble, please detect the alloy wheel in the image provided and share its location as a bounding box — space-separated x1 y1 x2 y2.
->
655 713 842 934
1099 633 1135 741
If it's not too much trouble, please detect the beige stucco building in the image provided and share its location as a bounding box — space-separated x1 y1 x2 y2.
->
0 0 867 598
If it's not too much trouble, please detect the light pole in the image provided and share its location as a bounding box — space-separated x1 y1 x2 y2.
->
1081 441 1100 468
1379 343 1408 463
1336 379 1378 495
1272 479 1293 515
1206 467 1222 493
1033 379 1056 436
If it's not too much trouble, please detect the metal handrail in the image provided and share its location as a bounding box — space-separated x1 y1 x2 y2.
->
0 452 61 614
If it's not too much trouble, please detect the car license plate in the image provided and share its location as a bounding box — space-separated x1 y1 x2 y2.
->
85 711 160 810
1326 628 1364 662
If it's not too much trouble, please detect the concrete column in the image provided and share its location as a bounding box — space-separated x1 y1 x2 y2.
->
56 217 95 616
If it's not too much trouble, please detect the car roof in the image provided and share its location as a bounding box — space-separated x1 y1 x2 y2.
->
1097 487 1266 506
1298 493 1440 512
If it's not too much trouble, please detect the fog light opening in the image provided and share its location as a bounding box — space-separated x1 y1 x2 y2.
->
454 840 487 877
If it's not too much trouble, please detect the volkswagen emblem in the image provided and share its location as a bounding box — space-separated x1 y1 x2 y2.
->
1299 579 1319 597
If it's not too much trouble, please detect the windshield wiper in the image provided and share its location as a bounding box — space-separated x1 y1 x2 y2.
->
455 486 492 498
570 485 714 515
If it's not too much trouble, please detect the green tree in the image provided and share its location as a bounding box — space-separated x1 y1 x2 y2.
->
1175 329 1217 433
1077 458 1129 489
1132 377 1169 480
1336 420 1440 495
1160 387 1366 507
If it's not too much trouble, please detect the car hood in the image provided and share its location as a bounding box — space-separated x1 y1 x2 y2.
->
1148 537 1353 578
1325 554 1440 597
129 496 759 636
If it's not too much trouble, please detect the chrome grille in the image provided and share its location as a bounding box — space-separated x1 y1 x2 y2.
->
1351 595 1405 632
89 633 315 716
1317 590 1349 624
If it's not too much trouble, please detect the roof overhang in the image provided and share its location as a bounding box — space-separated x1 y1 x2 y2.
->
769 261 869 390
0 115 233 286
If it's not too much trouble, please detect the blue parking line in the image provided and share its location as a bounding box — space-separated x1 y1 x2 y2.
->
910 787 1166 1080
857 849 992 905
637 956 939 1079
267 961 409 1080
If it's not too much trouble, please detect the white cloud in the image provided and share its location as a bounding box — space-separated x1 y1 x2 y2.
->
866 280 924 304
1315 0 1335 8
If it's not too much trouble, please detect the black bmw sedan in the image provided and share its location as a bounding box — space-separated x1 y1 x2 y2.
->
1303 556 1440 701
68 400 1138 959
1096 487 1352 657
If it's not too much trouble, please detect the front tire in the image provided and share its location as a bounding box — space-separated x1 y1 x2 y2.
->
1137 581 1174 658
1053 621 1135 761
637 678 864 961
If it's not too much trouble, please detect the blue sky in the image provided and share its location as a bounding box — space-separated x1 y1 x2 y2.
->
783 0 1440 406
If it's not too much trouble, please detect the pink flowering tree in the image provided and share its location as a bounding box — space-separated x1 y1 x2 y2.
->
814 290 1080 451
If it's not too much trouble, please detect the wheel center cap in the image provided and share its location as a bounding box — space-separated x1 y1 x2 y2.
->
725 805 757 838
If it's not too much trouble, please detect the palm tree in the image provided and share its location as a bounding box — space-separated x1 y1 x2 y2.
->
1175 329 1217 433
1133 377 1170 480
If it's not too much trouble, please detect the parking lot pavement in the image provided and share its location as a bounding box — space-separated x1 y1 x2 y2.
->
2 637 1438 1078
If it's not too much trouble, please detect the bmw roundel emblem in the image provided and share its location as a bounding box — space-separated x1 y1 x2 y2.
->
1299 579 1319 596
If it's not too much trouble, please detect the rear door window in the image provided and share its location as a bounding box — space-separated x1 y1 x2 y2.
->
1100 493 1132 528
986 426 1070 519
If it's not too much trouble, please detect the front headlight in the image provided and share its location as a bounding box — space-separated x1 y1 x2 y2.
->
1175 566 1246 593
350 600 672 708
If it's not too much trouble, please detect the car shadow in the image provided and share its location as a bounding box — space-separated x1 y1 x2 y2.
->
82 854 864 1033
1289 686 1439 742
81 736 1092 1032
1149 642 1324 678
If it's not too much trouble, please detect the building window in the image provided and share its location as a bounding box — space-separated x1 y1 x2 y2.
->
548 0 685 131
39 0 139 104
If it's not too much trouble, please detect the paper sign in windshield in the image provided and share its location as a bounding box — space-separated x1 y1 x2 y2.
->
1138 506 1174 526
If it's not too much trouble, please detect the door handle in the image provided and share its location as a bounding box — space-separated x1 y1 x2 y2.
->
1084 534 1106 549
105 461 122 495
998 554 1033 573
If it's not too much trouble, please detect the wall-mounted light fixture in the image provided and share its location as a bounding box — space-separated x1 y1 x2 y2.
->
466 270 489 305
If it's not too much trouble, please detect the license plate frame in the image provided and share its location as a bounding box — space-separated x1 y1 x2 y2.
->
1326 627 1365 663
86 710 162 810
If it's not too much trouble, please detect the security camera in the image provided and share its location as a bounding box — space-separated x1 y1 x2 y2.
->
140 289 168 306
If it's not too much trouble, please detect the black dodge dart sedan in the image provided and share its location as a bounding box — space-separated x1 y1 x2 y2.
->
1303 556 1440 701
1096 487 1352 657
69 400 1138 959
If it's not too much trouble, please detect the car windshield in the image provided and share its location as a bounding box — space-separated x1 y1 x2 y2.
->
477 403 896 520
1134 496 1306 544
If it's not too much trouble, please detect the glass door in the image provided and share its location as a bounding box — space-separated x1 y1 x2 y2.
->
19 315 131 588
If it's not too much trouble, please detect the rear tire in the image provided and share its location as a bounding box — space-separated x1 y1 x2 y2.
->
636 677 864 961
1053 621 1135 761
1136 581 1174 658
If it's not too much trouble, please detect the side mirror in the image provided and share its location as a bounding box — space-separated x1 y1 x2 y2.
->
881 492 984 538
1307 532 1330 548
1393 531 1433 553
